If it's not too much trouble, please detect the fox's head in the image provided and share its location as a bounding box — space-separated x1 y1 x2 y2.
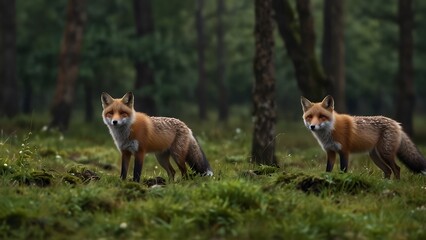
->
301 95 334 132
101 92 135 127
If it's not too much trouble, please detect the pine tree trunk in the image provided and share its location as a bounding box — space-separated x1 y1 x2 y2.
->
50 0 86 130
133 0 156 115
216 0 228 121
272 0 332 101
0 0 18 118
322 0 346 112
395 0 414 136
251 0 278 167
196 0 207 120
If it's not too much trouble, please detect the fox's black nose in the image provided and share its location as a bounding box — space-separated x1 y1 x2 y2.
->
112 120 118 125
310 125 316 130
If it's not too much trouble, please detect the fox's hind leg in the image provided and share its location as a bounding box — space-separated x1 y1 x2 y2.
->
169 137 190 179
155 151 176 181
375 135 401 179
369 148 392 178
170 152 188 179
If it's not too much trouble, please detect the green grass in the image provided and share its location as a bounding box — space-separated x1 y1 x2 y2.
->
1 114 426 239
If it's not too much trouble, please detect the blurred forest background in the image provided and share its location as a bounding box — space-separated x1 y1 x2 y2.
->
0 0 425 133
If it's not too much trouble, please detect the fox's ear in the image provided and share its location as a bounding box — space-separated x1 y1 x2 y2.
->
321 95 334 110
300 96 313 112
101 92 114 109
121 92 134 109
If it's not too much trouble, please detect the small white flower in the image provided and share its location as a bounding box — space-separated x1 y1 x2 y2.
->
235 128 241 134
41 125 48 132
3 163 7 167
119 222 128 229
155 165 158 169
59 135 64 141
19 151 23 154
55 155 62 159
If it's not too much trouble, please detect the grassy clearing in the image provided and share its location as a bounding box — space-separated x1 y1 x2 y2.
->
0 115 426 239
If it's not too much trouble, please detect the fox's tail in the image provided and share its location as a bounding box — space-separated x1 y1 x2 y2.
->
397 132 426 174
186 135 213 176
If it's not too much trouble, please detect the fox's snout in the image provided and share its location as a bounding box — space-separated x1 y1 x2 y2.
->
102 113 130 127
304 119 331 132
106 117 127 127
305 122 320 131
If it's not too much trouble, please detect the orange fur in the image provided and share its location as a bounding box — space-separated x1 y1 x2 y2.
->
129 113 175 152
301 95 426 179
101 92 212 182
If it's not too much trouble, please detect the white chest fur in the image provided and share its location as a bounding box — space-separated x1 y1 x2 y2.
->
312 130 342 152
108 126 139 153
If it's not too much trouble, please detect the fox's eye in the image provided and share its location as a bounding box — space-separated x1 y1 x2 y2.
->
106 111 113 116
306 115 313 120
319 115 327 120
120 112 128 117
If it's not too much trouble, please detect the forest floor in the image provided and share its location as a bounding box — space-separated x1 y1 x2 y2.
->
0 113 426 239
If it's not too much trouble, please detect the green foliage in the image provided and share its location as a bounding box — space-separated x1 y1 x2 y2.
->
276 172 372 195
1 116 426 239
13 0 426 124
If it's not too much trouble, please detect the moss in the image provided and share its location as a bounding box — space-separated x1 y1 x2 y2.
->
224 155 246 163
11 171 54 187
61 174 82 185
0 211 29 228
79 197 117 213
38 148 57 158
67 166 100 183
275 172 372 195
143 176 166 188
119 182 148 201
252 164 280 175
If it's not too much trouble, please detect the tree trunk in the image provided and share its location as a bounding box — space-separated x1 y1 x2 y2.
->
196 0 207 120
251 0 278 167
216 0 228 122
322 0 346 112
133 0 156 115
50 0 86 130
0 0 19 118
395 0 414 136
272 0 332 101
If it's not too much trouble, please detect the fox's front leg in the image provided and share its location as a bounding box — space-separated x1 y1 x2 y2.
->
326 150 336 172
120 150 132 180
339 151 349 172
133 150 146 182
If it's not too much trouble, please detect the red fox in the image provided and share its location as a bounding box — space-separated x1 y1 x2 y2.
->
101 92 213 182
301 95 426 179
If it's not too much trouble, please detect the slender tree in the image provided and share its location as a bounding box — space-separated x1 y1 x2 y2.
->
251 0 278 167
133 0 156 115
272 0 332 100
50 0 86 130
216 0 228 121
196 0 207 120
0 0 18 117
395 0 414 136
322 0 346 112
